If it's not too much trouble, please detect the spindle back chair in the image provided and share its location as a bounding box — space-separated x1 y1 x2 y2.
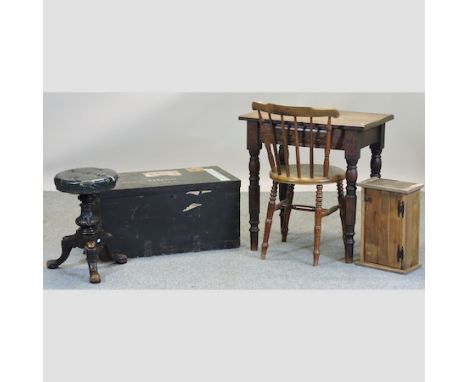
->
251 101 346 266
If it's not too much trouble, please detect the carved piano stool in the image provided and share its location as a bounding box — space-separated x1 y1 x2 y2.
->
357 178 423 274
46 167 127 283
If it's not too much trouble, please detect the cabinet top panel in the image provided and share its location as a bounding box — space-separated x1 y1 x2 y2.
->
239 110 394 130
358 178 424 194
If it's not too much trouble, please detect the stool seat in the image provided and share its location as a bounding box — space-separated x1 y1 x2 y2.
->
54 167 118 194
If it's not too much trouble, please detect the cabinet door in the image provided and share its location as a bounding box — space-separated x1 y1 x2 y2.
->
402 192 420 269
378 192 404 269
362 188 383 264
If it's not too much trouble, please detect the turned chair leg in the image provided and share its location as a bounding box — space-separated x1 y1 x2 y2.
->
313 184 323 266
337 180 346 247
281 184 295 242
261 181 278 259
47 234 76 269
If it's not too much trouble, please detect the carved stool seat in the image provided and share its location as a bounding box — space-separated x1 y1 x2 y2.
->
47 167 127 283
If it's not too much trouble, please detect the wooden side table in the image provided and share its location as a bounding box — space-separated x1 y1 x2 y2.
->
356 178 424 274
239 109 394 263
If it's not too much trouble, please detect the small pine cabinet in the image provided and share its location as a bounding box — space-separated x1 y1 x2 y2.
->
356 178 424 274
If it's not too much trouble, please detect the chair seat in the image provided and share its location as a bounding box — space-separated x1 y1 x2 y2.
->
54 167 118 194
270 164 345 185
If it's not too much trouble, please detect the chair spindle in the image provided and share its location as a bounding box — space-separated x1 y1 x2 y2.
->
309 117 314 178
257 111 277 173
323 116 332 177
293 116 301 178
280 114 290 177
269 112 282 175
251 101 343 267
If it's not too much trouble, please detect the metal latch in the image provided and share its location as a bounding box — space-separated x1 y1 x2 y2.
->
398 200 405 218
397 245 404 264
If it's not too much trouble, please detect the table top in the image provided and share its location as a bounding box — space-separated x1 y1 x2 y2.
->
239 110 394 130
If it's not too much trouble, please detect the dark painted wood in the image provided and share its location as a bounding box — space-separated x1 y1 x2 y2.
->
100 167 240 257
261 123 346 150
370 144 382 178
54 167 118 194
281 184 295 242
337 180 346 254
247 120 262 251
344 154 359 263
343 130 361 262
278 145 287 229
47 193 127 284
370 125 385 178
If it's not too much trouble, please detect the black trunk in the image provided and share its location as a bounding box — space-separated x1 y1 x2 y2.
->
100 166 240 258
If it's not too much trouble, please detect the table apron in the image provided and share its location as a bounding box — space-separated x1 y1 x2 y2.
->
256 124 383 151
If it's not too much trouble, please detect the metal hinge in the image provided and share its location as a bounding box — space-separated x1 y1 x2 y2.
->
398 200 405 218
397 245 404 264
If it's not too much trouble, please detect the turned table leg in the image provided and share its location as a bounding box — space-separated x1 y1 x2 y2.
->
248 148 260 251
370 124 385 178
344 152 360 263
278 145 287 229
247 120 261 251
370 142 383 178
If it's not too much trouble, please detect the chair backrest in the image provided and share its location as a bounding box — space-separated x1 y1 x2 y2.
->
252 102 339 178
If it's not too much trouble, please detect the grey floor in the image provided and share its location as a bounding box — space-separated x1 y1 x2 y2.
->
43 191 424 289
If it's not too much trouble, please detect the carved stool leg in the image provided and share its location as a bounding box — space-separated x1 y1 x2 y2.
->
337 181 346 247
313 184 323 266
98 237 112 262
281 184 295 242
99 232 127 264
85 241 101 284
261 181 278 259
112 251 127 264
47 234 76 269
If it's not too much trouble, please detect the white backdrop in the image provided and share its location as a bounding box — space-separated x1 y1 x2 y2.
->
44 92 424 191
39 0 429 381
